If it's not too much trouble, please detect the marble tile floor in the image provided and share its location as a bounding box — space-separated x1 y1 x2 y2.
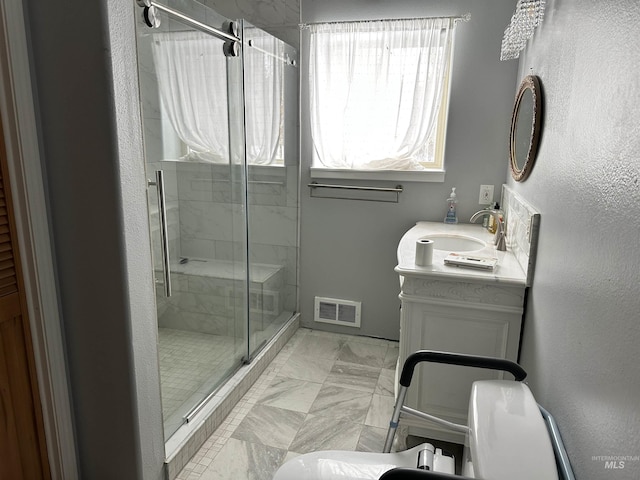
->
175 327 402 480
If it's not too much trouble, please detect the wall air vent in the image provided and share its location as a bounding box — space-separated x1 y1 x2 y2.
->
314 297 361 328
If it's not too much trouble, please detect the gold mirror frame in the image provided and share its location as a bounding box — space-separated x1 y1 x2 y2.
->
510 75 542 182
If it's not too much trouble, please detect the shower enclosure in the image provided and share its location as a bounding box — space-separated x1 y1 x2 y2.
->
135 0 298 439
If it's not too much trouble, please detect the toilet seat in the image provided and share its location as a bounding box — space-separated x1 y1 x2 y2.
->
272 443 455 480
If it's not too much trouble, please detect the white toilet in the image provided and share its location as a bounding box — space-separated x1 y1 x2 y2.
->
459 380 559 480
273 442 455 480
273 379 560 480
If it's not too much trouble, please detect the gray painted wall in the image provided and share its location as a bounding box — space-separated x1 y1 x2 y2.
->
511 1 640 479
299 0 519 340
24 0 165 478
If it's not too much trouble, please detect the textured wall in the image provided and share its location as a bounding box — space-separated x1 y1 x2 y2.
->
299 0 518 340
24 0 165 478
511 1 640 479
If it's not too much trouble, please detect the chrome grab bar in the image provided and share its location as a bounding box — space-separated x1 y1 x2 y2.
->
148 170 172 297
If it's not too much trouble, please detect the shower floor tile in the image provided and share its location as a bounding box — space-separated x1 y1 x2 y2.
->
175 328 401 480
158 328 244 433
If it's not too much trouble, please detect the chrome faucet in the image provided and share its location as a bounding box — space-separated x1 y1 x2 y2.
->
470 209 507 251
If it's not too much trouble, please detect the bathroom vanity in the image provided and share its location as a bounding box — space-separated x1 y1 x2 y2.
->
395 219 531 443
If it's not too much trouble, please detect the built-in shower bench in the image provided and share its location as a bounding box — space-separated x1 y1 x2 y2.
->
156 257 284 336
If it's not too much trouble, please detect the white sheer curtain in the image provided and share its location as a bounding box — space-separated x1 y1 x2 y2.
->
152 30 283 164
152 31 230 163
243 28 285 165
309 18 455 170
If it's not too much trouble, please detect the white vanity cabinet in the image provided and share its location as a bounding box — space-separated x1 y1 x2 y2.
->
395 222 528 443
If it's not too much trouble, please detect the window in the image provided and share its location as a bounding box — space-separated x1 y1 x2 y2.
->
309 18 457 177
152 30 285 165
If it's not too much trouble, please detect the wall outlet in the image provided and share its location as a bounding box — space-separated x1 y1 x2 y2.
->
479 185 494 205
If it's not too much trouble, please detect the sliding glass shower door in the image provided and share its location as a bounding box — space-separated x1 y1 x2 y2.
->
241 21 299 358
135 0 299 441
136 2 248 439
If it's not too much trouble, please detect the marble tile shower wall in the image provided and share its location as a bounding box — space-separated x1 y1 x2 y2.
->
177 162 298 314
158 265 285 337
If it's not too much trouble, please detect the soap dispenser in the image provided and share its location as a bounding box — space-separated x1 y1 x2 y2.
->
444 187 458 224
488 202 500 233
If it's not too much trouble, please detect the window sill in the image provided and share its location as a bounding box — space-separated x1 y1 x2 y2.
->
310 168 445 183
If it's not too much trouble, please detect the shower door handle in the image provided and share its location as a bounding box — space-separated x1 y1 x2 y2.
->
149 170 172 297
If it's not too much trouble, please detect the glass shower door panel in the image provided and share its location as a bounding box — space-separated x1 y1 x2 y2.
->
135 2 248 439
242 23 299 358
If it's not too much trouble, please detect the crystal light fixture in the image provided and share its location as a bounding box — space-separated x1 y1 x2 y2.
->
500 0 546 61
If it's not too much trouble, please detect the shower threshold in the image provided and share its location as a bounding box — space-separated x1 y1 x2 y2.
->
181 336 267 425
163 313 300 480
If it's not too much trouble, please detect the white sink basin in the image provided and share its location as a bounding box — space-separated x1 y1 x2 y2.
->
423 233 486 252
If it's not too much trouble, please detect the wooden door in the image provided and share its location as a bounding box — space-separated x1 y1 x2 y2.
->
0 117 50 478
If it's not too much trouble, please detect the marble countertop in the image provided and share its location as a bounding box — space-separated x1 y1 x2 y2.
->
396 221 527 286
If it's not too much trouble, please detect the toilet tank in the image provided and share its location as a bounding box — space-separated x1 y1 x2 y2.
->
462 380 559 480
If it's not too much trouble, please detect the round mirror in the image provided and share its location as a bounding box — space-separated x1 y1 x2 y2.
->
510 75 542 182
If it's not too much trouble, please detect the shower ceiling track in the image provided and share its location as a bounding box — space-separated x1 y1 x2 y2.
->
136 0 240 43
136 0 297 64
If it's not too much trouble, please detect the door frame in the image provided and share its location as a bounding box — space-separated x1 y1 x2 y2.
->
0 1 78 478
